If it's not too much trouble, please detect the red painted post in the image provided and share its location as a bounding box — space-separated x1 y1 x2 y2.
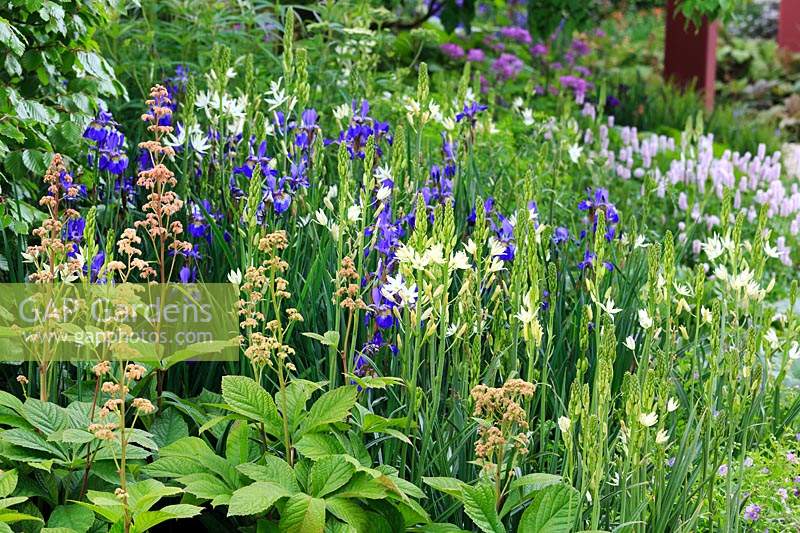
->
778 0 800 52
663 0 719 110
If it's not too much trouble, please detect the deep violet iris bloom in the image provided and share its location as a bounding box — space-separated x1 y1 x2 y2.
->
456 102 488 125
84 109 129 176
325 99 392 160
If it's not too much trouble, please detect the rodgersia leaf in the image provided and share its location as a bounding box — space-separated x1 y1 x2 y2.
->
300 386 357 436
278 493 326 533
518 483 579 533
461 482 505 533
221 376 282 436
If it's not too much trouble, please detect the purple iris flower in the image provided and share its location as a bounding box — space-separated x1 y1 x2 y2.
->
578 188 619 241
179 265 197 284
456 102 488 125
326 99 392 160
64 217 85 243
295 109 320 151
370 286 397 330
264 175 292 214
553 226 569 244
233 139 276 179
90 251 105 283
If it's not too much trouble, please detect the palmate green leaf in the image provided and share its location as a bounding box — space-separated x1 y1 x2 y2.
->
76 491 124 524
225 420 251 465
518 483 580 533
1 428 67 460
283 379 323 432
462 482 505 533
149 408 189 448
227 482 291 517
21 149 46 174
46 504 94 533
324 497 369 531
236 456 299 493
294 433 345 460
0 392 24 416
309 455 355 498
145 436 239 487
134 504 203 532
22 398 68 435
510 473 563 491
301 330 339 347
501 473 566 517
176 473 232 502
127 429 158 451
0 509 43 524
0 470 16 499
278 493 326 533
221 376 282 436
333 472 388 500
423 477 468 499
126 479 181 515
300 386 357 436
0 497 26 510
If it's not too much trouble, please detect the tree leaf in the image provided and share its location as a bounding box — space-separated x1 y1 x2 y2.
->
0 18 25 55
518 483 579 533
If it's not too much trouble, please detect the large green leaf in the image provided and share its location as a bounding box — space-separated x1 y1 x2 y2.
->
462 482 505 533
149 408 189 448
1 429 67 460
294 433 345 459
518 483 579 533
126 479 181 514
227 482 291 517
22 399 68 435
46 504 94 533
0 392 23 416
278 493 326 533
236 456 299 493
300 386 357 435
423 477 468 499
510 473 563 491
334 473 388 500
225 420 251 465
309 455 355 498
134 504 203 531
0 470 16 499
325 497 369 531
221 376 282 436
144 437 238 488
176 473 231 502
